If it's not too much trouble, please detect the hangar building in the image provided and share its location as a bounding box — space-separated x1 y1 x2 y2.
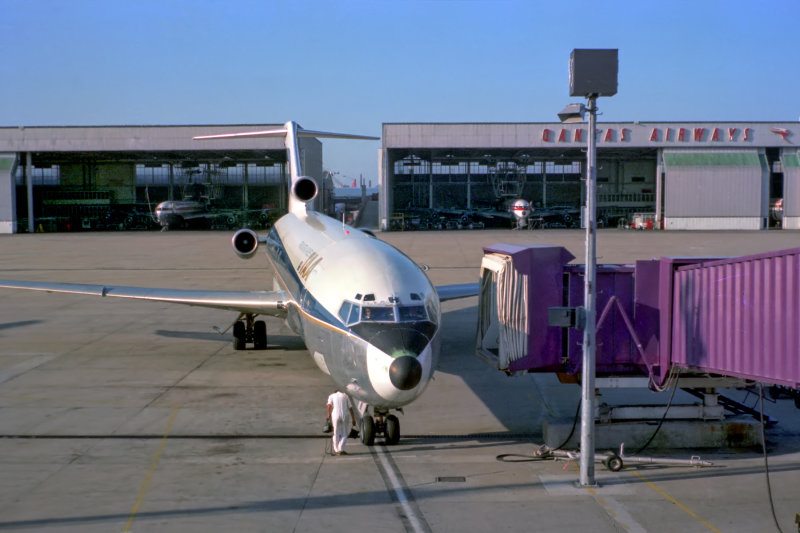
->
379 121 800 230
0 125 324 233
2 121 798 233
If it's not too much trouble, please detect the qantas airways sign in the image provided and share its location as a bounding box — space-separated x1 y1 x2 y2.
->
539 124 795 146
381 123 796 149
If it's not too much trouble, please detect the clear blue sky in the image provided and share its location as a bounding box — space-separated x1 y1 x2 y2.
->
2 0 799 184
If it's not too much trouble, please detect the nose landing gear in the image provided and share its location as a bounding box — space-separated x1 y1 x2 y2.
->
359 408 401 446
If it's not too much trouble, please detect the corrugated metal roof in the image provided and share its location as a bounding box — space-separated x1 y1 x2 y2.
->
383 122 800 149
0 125 288 152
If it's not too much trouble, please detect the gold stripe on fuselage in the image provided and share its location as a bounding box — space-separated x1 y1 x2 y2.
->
262 244 352 338
297 252 323 281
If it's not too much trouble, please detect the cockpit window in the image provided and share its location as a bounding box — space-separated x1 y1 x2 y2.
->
362 306 394 322
338 301 431 327
347 304 361 325
338 301 352 323
398 305 427 321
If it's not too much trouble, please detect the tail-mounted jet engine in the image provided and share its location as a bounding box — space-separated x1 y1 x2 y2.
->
232 228 260 260
292 177 318 203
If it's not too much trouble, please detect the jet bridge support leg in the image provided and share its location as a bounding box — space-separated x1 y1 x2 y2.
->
542 377 762 449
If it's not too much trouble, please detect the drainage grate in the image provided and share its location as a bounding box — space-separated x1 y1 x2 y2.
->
436 476 466 483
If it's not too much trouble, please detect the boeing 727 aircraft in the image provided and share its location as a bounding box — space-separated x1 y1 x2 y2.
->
0 121 477 445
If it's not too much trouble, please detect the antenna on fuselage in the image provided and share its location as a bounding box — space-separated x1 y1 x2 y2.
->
194 121 378 216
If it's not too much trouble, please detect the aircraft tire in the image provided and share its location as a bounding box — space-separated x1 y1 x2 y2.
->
385 414 400 445
254 320 267 350
604 453 623 472
232 321 246 351
360 415 375 446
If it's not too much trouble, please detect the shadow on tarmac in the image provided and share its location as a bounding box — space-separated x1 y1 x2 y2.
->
435 304 565 436
434 305 800 458
1 459 798 531
155 330 308 351
0 320 42 332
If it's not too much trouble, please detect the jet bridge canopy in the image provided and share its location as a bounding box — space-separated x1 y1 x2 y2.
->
477 243 800 390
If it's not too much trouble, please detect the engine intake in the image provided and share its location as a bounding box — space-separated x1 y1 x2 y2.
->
232 228 260 260
292 177 318 203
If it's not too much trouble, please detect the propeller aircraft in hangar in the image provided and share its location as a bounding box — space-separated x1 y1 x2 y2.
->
0 121 479 446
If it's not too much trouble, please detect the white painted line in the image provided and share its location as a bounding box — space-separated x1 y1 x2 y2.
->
375 446 426 533
598 496 648 533
0 354 58 384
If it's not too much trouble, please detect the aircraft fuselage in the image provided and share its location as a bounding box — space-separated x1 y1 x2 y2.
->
264 211 441 410
155 200 208 229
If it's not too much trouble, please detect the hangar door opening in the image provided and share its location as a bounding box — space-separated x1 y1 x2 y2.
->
476 253 528 371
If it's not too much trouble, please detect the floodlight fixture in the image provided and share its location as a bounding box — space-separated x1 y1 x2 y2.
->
569 49 618 97
558 103 587 124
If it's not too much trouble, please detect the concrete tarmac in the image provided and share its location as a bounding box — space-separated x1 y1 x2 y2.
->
0 229 799 532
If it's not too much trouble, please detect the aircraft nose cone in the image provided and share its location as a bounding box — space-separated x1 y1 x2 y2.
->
389 356 422 391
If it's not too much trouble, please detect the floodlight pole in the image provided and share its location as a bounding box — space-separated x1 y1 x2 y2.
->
579 94 598 487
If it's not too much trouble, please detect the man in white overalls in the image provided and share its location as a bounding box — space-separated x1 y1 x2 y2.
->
326 390 355 455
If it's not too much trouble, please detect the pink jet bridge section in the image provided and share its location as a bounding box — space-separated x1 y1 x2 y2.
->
482 244 800 389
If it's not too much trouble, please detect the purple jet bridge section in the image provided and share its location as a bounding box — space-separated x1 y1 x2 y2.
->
481 244 800 389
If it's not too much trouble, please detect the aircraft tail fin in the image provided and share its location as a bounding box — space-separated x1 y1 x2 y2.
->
295 129 378 141
193 128 288 141
194 122 377 216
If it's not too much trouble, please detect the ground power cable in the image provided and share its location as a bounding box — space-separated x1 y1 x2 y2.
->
291 442 329 533
495 397 581 463
759 383 787 533
496 370 683 465
632 371 681 456
553 398 582 451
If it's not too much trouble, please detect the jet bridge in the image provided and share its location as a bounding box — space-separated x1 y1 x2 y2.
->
477 244 800 404
478 244 800 447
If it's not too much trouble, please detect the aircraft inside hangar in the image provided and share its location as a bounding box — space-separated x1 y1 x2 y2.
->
379 121 800 231
1 120 798 233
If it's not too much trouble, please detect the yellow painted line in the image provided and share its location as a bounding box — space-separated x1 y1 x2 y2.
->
582 486 615 527
526 393 555 417
123 404 180 532
566 463 636 533
627 468 722 533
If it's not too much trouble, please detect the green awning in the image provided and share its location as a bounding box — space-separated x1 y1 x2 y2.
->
781 152 800 168
663 152 761 166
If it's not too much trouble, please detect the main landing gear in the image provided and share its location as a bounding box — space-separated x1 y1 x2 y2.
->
359 407 401 446
232 313 268 350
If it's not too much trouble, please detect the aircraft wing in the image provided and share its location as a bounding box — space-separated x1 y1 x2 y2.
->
435 282 479 302
0 280 288 316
